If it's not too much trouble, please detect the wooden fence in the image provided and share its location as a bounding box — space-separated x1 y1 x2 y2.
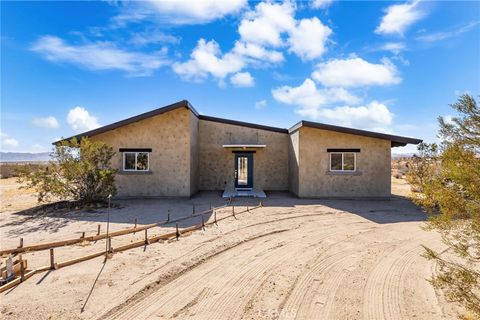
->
0 200 263 293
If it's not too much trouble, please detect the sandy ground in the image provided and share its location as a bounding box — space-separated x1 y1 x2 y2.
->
0 178 463 319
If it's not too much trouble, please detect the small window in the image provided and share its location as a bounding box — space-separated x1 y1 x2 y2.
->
123 152 150 171
329 152 356 172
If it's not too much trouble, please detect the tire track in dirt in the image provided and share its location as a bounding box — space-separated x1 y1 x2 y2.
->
127 224 340 319
100 228 291 320
362 233 439 320
187 223 377 320
131 211 344 285
102 214 369 320
278 228 382 320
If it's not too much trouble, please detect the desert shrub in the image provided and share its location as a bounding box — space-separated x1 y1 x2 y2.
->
407 94 480 316
17 137 117 204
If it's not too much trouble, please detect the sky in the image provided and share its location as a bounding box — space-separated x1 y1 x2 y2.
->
1 0 479 154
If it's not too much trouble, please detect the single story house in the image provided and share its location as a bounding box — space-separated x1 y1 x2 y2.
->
55 100 421 199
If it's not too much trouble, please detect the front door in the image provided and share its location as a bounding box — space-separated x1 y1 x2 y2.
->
234 153 253 189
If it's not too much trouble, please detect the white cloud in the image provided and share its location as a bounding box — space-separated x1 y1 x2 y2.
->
232 41 284 63
67 107 101 132
375 1 425 35
173 1 334 85
379 42 406 54
272 79 393 131
288 17 332 60
311 0 334 9
313 101 394 131
32 116 60 129
0 131 19 149
238 1 296 47
113 0 247 26
442 115 455 125
31 35 169 76
172 38 245 81
129 30 180 46
230 72 255 87
312 56 400 87
272 78 361 111
255 100 267 109
31 143 49 152
416 21 480 42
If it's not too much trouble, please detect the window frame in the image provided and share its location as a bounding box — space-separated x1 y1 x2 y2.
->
329 152 356 172
122 151 150 172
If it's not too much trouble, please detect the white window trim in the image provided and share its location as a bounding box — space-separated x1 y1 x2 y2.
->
123 152 150 172
329 152 356 172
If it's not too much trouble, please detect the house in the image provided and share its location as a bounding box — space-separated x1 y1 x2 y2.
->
55 100 421 199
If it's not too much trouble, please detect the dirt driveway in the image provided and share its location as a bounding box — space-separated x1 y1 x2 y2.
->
0 190 461 319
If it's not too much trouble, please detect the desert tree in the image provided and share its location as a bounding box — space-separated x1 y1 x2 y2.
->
17 137 117 204
407 94 480 316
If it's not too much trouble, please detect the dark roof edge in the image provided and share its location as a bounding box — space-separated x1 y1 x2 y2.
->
289 120 422 148
53 100 196 145
53 100 422 148
198 115 288 134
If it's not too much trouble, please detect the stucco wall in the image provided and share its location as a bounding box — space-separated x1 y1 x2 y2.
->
198 120 289 191
189 112 199 195
90 107 193 198
288 130 300 196
296 127 391 198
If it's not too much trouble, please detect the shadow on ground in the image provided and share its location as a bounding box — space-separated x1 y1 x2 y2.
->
1 191 426 238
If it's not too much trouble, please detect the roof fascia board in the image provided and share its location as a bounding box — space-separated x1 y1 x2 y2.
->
289 120 422 146
198 115 288 134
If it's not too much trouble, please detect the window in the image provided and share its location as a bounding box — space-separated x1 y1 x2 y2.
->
329 152 356 172
123 152 149 171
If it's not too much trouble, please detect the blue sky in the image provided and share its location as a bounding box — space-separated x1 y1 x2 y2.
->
1 0 479 154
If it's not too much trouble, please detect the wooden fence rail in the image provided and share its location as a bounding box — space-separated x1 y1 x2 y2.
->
0 204 229 256
0 203 261 293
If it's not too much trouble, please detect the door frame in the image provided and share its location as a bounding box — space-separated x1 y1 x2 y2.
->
234 151 254 189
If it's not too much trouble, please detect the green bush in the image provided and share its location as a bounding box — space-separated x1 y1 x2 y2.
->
17 137 117 204
407 94 480 316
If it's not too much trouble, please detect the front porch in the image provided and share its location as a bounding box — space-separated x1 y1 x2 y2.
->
222 187 267 198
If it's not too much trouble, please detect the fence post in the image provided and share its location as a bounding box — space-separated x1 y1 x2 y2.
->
19 255 25 282
50 248 55 269
97 224 101 235
214 210 217 225
167 212 170 222
81 232 85 239
134 218 138 234
201 215 205 230
19 238 23 249
192 204 195 215
176 223 180 240
144 229 150 245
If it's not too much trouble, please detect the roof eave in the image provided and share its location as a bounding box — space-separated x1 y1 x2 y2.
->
289 120 422 148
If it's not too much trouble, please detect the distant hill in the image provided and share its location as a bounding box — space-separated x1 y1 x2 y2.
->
0 152 50 162
392 153 415 159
